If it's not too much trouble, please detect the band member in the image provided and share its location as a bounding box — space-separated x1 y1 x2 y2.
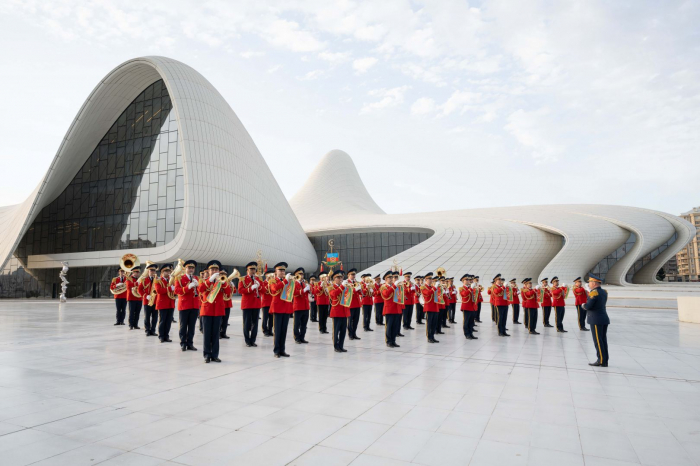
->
492 275 510 337
438 276 449 330
198 260 231 363
292 267 310 344
238 261 263 347
329 270 349 352
421 272 439 343
111 268 128 325
138 262 159 336
539 278 553 327
488 278 496 323
460 274 477 339
198 270 209 334
345 269 362 340
509 278 521 324
583 274 609 366
154 264 175 343
360 274 374 332
402 272 415 330
373 274 384 326
381 271 401 348
551 276 568 332
219 270 233 339
414 275 425 324
447 277 457 324
261 271 274 337
269 262 294 358
474 276 484 322
309 275 318 323
126 266 142 330
573 277 589 331
521 278 539 334
314 273 330 334
174 259 200 351
394 271 406 337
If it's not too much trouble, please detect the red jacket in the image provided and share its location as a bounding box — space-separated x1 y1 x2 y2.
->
448 285 457 304
138 276 155 306
174 274 200 310
477 284 484 302
403 282 414 305
509 287 520 305
269 277 294 314
110 276 127 299
238 275 263 309
521 288 539 309
551 286 567 307
381 284 402 315
313 283 330 306
540 287 552 306
261 281 273 308
491 285 509 306
126 278 141 302
373 282 383 303
361 282 374 305
154 277 176 310
197 279 231 316
329 284 350 318
346 279 362 308
460 286 475 311
573 286 588 306
293 281 311 311
421 285 439 313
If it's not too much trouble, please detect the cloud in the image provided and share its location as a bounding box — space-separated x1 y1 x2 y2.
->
410 97 437 116
240 50 264 59
361 86 411 114
505 108 563 163
352 57 378 74
299 69 326 81
318 51 351 64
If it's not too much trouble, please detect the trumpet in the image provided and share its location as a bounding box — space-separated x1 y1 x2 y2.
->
219 268 241 283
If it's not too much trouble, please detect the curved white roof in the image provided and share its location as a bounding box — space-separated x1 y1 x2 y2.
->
291 150 694 285
1 56 317 271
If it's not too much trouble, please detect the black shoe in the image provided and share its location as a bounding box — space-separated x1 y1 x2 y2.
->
181 346 187 352
499 333 510 337
322 331 329 334
114 323 120 326
251 343 258 347
544 324 554 328
187 346 198 351
274 354 280 358
221 335 230 339
335 348 342 353
557 329 568 333
212 357 221 363
205 357 211 363
341 349 347 352
296 340 303 344
397 333 404 337
475 319 482 323
408 326 415 330
366 328 374 332
393 343 400 348
437 331 444 335
589 361 606 367
354 336 361 340
428 339 436 343
134 326 141 330
280 352 290 357
378 323 384 326
443 325 450 328
529 331 540 335
473 329 478 332
166 339 172 342
513 321 521 324
301 340 308 344
387 343 395 348
581 328 590 331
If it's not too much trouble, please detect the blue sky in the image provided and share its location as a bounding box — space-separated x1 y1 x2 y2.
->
0 0 698 215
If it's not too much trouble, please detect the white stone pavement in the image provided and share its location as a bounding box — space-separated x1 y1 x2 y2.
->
1 293 700 466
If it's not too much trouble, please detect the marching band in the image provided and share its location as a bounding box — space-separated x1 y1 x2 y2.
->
109 254 610 366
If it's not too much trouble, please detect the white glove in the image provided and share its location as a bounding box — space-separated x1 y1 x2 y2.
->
452 290 457 295
561 283 566 288
536 285 540 290
398 276 404 283
355 284 362 291
170 285 175 291
584 284 590 292
285 273 292 281
188 282 196 289
471 283 477 289
304 285 310 292
251 282 260 290
342 279 348 286
209 273 219 282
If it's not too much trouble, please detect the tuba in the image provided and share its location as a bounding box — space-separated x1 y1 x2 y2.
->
111 253 141 295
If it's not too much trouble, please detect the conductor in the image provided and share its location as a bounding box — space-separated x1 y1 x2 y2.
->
583 273 610 367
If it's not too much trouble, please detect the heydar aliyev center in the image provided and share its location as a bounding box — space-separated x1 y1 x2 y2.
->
0 56 694 298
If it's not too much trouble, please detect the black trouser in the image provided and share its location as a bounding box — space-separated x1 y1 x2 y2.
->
347 307 360 338
576 305 587 329
591 324 609 364
497 305 508 335
375 302 384 325
403 304 414 329
416 303 424 323
143 304 157 334
115 298 127 324
242 308 260 345
179 308 199 348
158 309 174 341
202 315 222 359
128 301 142 328
333 316 347 350
462 311 475 337
491 304 496 322
199 315 203 332
448 302 456 322
318 304 329 332
543 306 552 325
362 304 373 330
261 306 272 335
220 308 231 337
526 308 538 332
385 314 401 346
273 313 290 355
524 304 529 328
512 303 520 323
294 310 309 342
555 306 565 331
310 301 318 322
439 307 448 327
476 302 482 321
426 312 438 341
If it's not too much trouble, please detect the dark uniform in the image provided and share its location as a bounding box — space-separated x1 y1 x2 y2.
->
583 274 610 367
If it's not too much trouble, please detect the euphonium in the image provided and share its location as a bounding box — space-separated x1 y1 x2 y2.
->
168 258 185 287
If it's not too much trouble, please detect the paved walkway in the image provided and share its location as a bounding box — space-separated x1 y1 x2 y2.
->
0 297 699 465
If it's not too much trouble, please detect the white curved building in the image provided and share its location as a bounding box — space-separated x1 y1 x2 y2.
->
291 150 694 286
0 57 693 298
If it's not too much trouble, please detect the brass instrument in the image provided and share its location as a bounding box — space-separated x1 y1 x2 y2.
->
218 268 241 283
110 279 128 295
436 267 446 279
147 277 159 306
168 258 185 287
120 253 140 272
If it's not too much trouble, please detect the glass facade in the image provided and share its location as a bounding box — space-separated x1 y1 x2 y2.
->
309 231 432 273
15 79 183 262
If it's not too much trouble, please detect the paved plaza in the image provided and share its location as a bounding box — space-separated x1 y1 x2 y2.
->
2 292 700 465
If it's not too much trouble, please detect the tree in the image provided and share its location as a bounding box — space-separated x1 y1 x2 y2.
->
656 267 666 281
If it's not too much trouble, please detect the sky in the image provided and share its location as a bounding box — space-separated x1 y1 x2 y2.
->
0 0 698 215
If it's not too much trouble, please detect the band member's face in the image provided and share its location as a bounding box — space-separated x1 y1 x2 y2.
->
310 278 317 284
575 281 581 287
210 267 219 275
462 279 469 286
542 281 548 287
201 271 209 279
276 268 285 278
132 271 140 279
118 270 125 276
375 277 380 283
348 273 356 281
333 276 342 285
162 270 171 279
525 282 531 289
425 278 432 286
149 269 156 277
185 265 195 275
247 267 256 276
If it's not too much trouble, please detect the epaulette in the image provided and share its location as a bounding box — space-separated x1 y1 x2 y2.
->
589 290 598 298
